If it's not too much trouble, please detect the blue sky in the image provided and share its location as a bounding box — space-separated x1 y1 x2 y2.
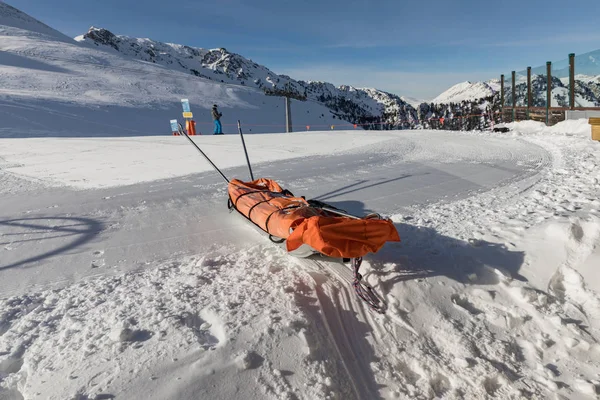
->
8 0 600 99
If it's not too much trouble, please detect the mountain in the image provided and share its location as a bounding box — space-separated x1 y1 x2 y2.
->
75 27 297 90
505 74 600 107
432 80 500 104
400 96 425 108
0 1 72 42
433 50 600 107
0 2 495 135
0 4 355 137
76 27 418 129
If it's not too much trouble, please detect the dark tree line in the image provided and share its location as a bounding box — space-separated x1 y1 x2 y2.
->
414 95 501 130
317 94 502 131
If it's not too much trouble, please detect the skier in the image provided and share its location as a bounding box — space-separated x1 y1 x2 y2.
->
212 104 223 135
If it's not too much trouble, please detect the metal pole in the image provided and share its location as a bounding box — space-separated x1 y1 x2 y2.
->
527 67 532 120
237 120 254 181
177 123 229 183
321 206 360 219
511 71 516 122
569 53 575 110
500 74 504 122
500 74 505 107
546 61 552 125
285 97 292 133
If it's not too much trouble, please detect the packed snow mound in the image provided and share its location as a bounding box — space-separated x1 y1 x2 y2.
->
532 217 600 294
432 81 496 104
545 119 594 137
0 1 72 42
504 118 592 138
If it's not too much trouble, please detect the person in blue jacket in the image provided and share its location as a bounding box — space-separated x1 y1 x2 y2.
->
212 104 223 134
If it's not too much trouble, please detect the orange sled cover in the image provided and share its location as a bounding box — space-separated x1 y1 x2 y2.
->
228 178 400 258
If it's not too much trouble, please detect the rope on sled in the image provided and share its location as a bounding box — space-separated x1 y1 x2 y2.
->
351 257 384 313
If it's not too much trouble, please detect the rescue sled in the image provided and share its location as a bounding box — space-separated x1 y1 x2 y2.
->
228 178 399 259
177 121 400 312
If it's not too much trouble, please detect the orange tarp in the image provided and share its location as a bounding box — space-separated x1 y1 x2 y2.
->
228 178 400 258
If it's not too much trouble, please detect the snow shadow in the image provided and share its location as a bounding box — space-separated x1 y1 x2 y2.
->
0 217 104 270
314 174 414 202
315 199 526 286
367 222 526 289
321 200 370 217
0 52 71 74
0 99 176 138
294 279 384 400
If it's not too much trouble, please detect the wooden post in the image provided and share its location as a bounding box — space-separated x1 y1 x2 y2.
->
569 53 575 110
500 74 504 122
590 117 600 141
511 71 516 122
546 62 552 125
285 97 292 133
527 67 532 120
500 75 505 106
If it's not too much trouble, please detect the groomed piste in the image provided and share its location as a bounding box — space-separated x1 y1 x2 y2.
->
180 123 400 312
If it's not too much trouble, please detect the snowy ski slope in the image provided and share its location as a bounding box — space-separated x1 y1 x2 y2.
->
1 2 600 400
0 3 347 137
1 120 600 399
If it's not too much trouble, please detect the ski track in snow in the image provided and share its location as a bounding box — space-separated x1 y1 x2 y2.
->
0 246 350 400
0 130 547 296
2 122 600 399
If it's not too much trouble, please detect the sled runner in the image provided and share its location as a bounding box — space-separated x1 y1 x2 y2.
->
178 121 400 312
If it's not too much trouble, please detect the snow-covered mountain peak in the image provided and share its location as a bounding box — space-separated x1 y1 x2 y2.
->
400 95 426 108
432 81 495 104
0 1 73 42
75 26 420 125
76 26 207 59
76 27 121 50
76 26 303 92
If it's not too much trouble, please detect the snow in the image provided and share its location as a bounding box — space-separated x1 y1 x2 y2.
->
435 71 600 107
0 4 421 138
2 119 600 399
400 95 425 108
503 118 592 137
0 4 349 137
0 2 72 43
432 81 496 104
560 74 600 85
2 3 600 400
71 26 416 128
0 132 393 189
381 119 600 398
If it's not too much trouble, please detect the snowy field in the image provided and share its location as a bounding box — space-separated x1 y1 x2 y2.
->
1 120 599 400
